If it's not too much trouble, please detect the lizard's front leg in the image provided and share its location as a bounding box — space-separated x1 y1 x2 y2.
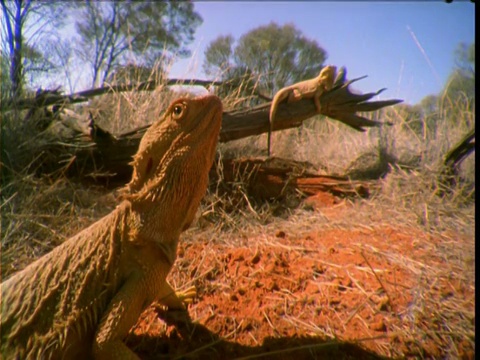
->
93 276 147 360
289 88 304 102
313 92 322 113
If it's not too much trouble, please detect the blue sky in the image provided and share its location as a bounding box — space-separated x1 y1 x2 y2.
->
169 1 474 105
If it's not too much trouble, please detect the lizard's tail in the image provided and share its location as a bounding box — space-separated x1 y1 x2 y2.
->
268 89 289 157
268 104 276 157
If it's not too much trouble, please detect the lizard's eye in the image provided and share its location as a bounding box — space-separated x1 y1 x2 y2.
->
172 103 186 120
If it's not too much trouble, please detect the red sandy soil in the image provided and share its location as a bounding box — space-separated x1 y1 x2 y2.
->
126 194 474 359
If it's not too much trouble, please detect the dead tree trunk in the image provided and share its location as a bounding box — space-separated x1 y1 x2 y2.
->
4 73 402 185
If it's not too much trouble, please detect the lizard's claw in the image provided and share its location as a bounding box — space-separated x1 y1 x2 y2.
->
154 286 196 324
154 285 197 311
176 286 197 306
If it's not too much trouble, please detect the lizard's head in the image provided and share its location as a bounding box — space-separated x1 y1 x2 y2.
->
125 95 222 213
318 65 337 91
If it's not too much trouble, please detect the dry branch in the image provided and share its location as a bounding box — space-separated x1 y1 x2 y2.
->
439 127 475 191
2 78 224 111
442 127 475 175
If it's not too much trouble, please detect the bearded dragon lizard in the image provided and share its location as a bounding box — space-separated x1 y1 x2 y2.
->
267 65 336 156
1 95 223 359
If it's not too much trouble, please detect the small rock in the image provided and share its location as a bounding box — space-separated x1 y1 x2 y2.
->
250 252 261 264
372 295 390 311
303 192 339 210
329 297 341 306
237 288 246 296
254 281 264 288
240 321 253 332
369 319 387 332
267 281 280 292
305 281 320 294
333 278 346 291
312 265 326 275
265 263 276 273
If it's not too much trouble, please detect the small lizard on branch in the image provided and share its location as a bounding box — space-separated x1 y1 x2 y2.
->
268 65 337 156
1 95 223 359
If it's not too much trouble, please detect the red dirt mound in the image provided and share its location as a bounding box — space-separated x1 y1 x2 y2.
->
126 225 474 359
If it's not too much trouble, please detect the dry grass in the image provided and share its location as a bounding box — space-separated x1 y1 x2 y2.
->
185 82 474 359
0 59 474 358
82 58 207 135
191 90 474 358
1 173 116 278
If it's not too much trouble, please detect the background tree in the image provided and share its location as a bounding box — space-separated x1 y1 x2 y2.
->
412 42 475 133
440 42 475 120
0 54 11 104
106 64 165 85
454 42 475 82
50 39 81 94
203 22 328 102
418 94 441 137
203 35 235 77
419 94 439 116
74 0 202 88
0 0 66 98
395 103 425 137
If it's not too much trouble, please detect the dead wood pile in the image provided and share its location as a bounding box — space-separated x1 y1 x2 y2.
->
211 157 374 201
3 70 409 200
3 70 401 187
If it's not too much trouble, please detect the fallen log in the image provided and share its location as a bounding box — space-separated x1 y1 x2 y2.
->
210 157 375 201
6 69 402 184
